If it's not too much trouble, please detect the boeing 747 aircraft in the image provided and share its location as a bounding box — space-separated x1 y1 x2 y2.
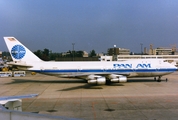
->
4 37 177 84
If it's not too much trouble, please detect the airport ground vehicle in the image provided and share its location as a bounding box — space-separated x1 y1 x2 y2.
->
13 71 26 77
0 72 12 77
31 72 36 75
0 71 26 77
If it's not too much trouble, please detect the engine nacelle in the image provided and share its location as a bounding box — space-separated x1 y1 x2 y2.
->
87 75 106 85
108 74 127 83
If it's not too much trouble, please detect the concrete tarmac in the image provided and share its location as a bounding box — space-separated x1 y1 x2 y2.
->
0 72 178 120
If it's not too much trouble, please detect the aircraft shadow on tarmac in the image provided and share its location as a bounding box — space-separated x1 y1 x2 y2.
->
127 78 167 82
5 79 87 85
5 78 125 91
3 78 161 91
127 79 156 82
58 83 125 91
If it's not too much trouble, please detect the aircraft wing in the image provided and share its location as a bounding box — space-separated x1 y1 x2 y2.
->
65 72 130 78
0 94 38 111
0 94 38 101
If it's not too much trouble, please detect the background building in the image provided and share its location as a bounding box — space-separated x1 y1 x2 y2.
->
154 48 172 55
148 44 178 55
107 48 130 55
83 51 88 57
100 56 112 61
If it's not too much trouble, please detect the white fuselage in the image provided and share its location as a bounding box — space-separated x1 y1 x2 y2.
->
22 59 177 78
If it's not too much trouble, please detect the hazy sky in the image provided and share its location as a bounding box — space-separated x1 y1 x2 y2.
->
1 0 178 53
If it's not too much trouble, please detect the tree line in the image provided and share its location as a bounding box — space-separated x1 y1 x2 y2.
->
33 48 97 61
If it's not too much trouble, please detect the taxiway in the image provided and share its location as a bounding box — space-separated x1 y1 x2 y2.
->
0 72 178 119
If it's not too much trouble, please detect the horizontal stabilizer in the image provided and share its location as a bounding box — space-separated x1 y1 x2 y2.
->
7 61 33 68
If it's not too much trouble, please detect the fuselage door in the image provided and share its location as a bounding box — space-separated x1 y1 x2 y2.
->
40 67 44 71
78 66 82 72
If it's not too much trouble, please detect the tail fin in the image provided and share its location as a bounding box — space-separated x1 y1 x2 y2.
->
4 37 42 62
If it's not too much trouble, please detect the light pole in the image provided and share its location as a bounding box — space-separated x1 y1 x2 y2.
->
72 43 75 61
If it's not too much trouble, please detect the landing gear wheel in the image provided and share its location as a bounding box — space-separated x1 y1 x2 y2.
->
154 76 168 82
157 76 161 82
106 80 111 85
157 80 161 82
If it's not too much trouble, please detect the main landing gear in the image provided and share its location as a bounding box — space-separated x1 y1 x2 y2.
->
154 76 168 82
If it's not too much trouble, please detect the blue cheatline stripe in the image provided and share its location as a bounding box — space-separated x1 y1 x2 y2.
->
32 68 177 73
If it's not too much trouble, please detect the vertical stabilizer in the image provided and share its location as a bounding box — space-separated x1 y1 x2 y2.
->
4 37 42 62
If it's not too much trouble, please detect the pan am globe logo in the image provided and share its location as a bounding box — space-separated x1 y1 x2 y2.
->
11 45 26 59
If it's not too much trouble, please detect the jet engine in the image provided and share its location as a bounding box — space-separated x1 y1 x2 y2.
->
87 75 106 85
108 74 127 83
